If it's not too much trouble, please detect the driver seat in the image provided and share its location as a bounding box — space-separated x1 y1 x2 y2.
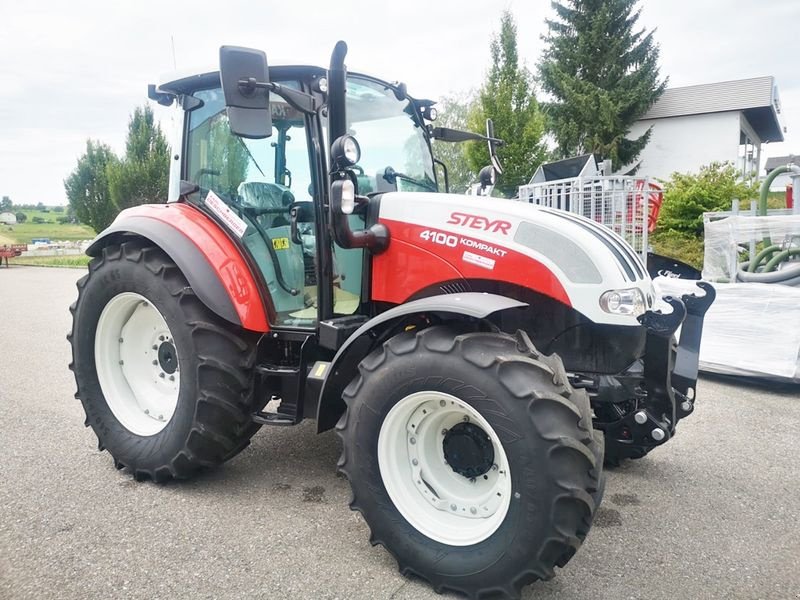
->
238 181 295 229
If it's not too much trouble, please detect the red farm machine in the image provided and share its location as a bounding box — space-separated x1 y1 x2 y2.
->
69 43 714 598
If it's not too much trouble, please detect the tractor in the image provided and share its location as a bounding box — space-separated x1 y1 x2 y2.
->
68 42 714 599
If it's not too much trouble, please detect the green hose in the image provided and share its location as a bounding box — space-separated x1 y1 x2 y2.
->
764 247 800 272
759 165 791 216
747 244 781 272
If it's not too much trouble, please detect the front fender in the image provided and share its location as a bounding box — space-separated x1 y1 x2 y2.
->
315 292 526 432
87 203 269 332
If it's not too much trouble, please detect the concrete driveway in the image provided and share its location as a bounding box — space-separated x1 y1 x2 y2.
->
1 266 798 599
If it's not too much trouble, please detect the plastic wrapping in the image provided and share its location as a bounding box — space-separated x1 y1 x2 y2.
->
703 214 800 282
653 277 800 382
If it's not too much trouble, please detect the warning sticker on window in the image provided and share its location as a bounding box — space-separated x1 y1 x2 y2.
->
272 237 290 250
205 190 248 238
462 250 495 270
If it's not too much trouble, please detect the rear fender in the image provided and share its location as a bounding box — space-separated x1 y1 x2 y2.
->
87 203 269 332
315 293 526 432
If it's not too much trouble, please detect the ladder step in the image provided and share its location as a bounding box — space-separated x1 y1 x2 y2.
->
252 411 296 426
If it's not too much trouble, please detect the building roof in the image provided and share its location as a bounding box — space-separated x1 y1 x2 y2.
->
530 154 598 184
640 76 785 143
765 155 799 172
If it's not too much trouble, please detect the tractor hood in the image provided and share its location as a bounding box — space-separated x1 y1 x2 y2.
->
375 192 656 326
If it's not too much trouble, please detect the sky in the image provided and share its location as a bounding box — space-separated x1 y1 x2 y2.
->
1 0 798 205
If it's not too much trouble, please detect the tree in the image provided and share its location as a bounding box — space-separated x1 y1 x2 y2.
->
431 95 477 194
465 11 548 198
15 211 26 223
64 140 118 232
539 0 666 170
1 196 11 212
108 106 170 211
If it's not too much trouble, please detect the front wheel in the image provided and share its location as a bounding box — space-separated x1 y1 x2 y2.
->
68 241 260 481
337 326 604 599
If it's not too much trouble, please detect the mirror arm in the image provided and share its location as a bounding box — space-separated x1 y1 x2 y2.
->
236 78 317 114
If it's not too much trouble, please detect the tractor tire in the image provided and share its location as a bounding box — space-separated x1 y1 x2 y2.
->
337 326 603 600
68 241 260 482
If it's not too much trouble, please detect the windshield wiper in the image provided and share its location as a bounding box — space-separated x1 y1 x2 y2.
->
383 166 436 192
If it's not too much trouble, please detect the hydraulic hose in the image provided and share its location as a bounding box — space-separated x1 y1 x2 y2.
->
747 244 781 272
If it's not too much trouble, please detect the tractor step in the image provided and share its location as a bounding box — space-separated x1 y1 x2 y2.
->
251 410 296 426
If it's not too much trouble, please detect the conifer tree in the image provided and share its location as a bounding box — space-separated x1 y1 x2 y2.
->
539 0 666 169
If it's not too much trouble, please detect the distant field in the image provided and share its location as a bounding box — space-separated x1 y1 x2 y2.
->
1 208 95 244
10 255 91 268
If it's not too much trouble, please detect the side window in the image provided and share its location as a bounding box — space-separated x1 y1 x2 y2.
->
186 85 318 327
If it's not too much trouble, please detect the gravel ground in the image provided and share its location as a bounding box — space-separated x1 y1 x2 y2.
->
1 266 799 600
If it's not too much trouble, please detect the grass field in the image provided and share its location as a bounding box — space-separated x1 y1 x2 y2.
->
8 255 91 268
1 208 95 244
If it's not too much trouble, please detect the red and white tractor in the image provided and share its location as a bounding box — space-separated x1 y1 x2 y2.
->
69 42 714 599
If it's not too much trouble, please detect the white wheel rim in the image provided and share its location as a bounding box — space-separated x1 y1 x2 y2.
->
94 292 180 437
377 391 512 546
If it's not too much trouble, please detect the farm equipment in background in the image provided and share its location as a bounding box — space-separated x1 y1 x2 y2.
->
68 42 714 599
0 244 26 267
518 155 703 280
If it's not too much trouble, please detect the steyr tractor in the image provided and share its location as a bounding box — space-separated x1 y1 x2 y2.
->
69 42 714 599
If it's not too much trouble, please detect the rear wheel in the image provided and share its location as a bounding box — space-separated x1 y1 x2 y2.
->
337 326 603 599
68 241 260 481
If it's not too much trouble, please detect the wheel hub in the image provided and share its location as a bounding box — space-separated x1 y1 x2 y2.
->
442 422 495 479
158 341 178 374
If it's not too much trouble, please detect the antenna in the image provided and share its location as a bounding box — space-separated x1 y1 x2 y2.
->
170 35 177 70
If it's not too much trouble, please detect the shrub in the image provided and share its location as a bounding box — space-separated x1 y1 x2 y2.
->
15 211 27 223
650 230 705 270
32 216 47 224
658 162 757 236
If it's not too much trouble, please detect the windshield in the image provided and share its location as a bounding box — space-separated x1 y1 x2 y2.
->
344 77 436 193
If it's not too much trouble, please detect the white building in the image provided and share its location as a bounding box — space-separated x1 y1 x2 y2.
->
0 212 17 225
627 77 785 180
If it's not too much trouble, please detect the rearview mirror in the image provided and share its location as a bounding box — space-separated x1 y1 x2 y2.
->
219 45 272 139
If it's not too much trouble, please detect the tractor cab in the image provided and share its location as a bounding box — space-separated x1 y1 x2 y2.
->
154 57 445 329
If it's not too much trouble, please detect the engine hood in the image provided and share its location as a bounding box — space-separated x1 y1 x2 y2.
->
375 191 655 326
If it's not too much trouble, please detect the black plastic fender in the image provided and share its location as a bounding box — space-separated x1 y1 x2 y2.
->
86 215 242 327
315 293 527 432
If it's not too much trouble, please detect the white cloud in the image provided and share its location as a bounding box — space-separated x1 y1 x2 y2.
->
0 0 797 204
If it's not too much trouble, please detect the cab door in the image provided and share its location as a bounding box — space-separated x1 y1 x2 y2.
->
184 82 320 327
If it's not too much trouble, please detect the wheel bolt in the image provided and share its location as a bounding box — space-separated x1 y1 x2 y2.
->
158 414 164 421
412 458 418 466
159 372 165 379
118 360 124 365
159 335 165 341
144 409 150 415
462 416 469 422
439 399 446 407
450 504 457 511
169 375 175 381
470 507 477 515
152 345 158 350
441 429 448 436
118 338 124 343
152 360 158 365
634 411 648 425
409 437 416 445
492 464 498 471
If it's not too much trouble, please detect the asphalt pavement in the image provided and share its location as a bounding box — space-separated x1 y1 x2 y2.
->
1 266 799 600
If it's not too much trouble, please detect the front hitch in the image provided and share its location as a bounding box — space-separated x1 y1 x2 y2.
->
599 282 715 458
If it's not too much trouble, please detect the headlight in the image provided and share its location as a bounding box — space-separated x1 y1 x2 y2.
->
331 134 360 169
339 179 356 215
599 288 646 317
